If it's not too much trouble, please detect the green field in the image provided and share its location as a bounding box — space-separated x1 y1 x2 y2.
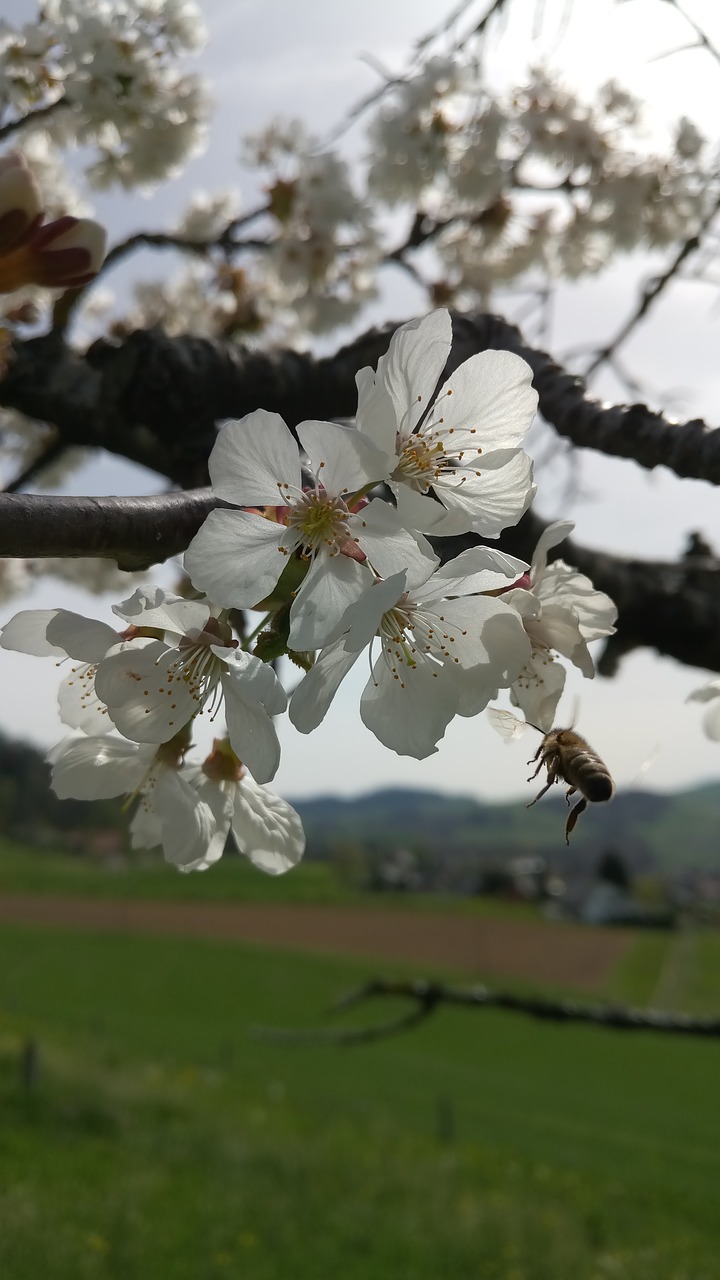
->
2 889 720 1279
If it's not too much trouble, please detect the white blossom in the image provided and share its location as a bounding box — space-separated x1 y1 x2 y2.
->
184 411 437 651
289 547 532 758
354 309 537 537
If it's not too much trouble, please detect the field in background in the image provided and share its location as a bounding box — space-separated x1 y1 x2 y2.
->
2 840 720 1277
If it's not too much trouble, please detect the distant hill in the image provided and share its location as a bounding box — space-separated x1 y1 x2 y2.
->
291 783 719 874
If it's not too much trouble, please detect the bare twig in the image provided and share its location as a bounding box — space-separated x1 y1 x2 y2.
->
253 977 720 1047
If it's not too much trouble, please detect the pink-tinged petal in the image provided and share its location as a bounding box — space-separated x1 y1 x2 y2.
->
0 154 40 254
288 551 372 651
112 586 210 636
360 657 459 758
435 447 535 537
49 736 154 800
208 410 302 505
32 216 107 285
221 670 282 784
185 508 287 609
45 610 118 662
0 609 63 655
289 638 360 733
351 498 438 587
229 777 305 875
511 653 567 733
297 419 385 494
434 349 538 449
381 310 452 437
96 640 199 743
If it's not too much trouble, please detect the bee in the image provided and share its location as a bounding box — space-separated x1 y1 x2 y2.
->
488 710 615 844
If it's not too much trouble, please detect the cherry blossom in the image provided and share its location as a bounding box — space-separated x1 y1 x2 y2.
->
353 309 538 537
95 587 286 784
289 547 532 758
501 521 618 730
184 410 437 651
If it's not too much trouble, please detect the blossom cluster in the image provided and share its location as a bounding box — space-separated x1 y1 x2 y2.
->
0 0 208 189
1 308 617 875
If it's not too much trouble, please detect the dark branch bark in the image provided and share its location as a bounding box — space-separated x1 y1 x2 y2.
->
4 312 720 493
0 489 224 570
3 490 720 673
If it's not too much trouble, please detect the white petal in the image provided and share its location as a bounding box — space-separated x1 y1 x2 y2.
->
218 647 288 716
0 609 64 656
381 310 452 437
531 521 575 579
525 603 594 676
113 586 210 637
95 640 199 743
151 769 224 872
536 560 617 640
687 678 720 705
58 667 113 735
229 777 305 875
208 410 302 504
511 655 567 732
296 419 384 494
328 571 407 652
288 551 372 651
436 595 532 679
184 508 287 609
420 547 529 598
354 365 399 464
45 610 118 662
703 700 720 742
434 447 535 537
49 736 154 799
288 639 360 733
360 657 460 758
352 498 438 588
221 670 282 784
434 349 537 449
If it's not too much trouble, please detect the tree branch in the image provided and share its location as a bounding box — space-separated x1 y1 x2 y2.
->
5 313 720 490
254 977 720 1046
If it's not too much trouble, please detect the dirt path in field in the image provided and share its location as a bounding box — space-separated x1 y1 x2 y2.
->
0 893 632 989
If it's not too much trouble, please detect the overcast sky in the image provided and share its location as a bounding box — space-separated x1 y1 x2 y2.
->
3 0 720 804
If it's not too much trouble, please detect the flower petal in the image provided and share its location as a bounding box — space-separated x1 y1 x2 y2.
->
45 610 118 662
434 446 535 537
434 349 538 449
184 508 286 609
288 551 372 651
360 656 459 758
221 668 283 784
49 736 154 800
0 609 64 656
380 309 452 437
297 419 384 494
352 498 438 588
112 586 210 637
208 410 302 505
95 640 199 743
229 777 305 875
288 639 360 733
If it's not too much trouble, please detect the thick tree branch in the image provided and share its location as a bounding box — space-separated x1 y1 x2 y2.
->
2 491 720 673
0 489 224 571
5 312 720 492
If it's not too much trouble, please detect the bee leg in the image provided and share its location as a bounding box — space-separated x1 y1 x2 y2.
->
565 796 587 844
526 755 545 780
564 785 577 807
527 765 557 808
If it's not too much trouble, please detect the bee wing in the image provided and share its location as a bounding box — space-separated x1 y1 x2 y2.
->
487 707 532 742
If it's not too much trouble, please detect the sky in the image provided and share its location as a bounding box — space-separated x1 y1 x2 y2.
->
3 0 720 804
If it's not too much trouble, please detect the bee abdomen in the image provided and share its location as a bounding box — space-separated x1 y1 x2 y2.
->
571 751 614 802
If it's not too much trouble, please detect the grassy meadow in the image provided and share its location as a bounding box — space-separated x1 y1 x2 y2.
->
1 840 720 1278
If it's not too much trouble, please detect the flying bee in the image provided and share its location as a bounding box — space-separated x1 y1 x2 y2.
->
488 710 615 844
